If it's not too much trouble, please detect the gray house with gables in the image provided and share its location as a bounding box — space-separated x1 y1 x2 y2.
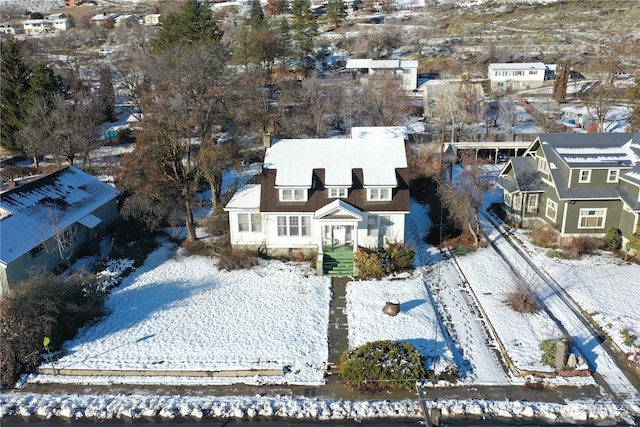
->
497 133 640 246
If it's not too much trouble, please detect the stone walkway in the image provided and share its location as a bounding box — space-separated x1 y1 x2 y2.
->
327 277 349 372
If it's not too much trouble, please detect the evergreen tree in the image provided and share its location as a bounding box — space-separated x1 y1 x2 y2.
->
290 0 317 71
98 66 117 122
277 17 292 66
249 0 265 30
27 64 63 103
0 37 30 152
232 24 253 68
151 0 222 52
326 0 347 28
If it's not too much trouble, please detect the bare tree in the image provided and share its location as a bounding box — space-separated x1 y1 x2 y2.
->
436 150 491 247
353 73 412 126
498 94 518 140
118 44 231 242
581 81 615 132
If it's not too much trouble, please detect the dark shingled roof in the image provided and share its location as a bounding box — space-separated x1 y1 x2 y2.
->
259 168 410 213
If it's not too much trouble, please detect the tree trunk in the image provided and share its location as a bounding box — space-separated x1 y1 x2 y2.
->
209 180 218 212
467 221 479 247
185 202 197 242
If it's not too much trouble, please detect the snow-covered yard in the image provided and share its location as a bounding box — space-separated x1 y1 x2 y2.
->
32 242 332 386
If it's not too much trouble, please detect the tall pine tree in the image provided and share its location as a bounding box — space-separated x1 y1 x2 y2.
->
1 37 30 152
151 0 222 52
98 66 116 122
290 0 317 71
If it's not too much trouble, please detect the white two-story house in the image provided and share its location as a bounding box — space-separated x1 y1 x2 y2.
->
488 62 548 92
225 127 410 276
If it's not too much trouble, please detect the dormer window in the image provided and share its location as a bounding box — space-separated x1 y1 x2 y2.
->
367 188 391 201
579 169 591 183
280 188 307 202
328 188 348 198
537 156 549 174
607 169 619 183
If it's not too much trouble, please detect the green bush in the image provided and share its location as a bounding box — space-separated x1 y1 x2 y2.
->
628 228 640 252
340 340 426 391
603 228 622 251
0 274 106 387
539 339 557 366
354 248 388 279
545 250 578 260
385 242 415 270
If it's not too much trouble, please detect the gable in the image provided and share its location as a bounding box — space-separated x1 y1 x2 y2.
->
315 199 363 220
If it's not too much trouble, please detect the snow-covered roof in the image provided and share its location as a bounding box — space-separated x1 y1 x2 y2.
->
224 184 261 210
488 62 546 71
0 167 118 265
540 133 640 169
345 59 418 70
263 129 407 188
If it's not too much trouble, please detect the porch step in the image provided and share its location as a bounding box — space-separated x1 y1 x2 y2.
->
323 253 354 277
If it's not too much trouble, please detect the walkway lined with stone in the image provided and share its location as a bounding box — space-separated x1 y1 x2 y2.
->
327 277 350 373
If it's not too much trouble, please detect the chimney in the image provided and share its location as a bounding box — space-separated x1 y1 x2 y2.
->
587 122 598 133
263 132 271 149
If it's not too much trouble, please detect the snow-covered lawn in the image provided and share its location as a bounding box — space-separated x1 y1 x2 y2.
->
518 233 640 359
455 247 563 374
33 242 331 386
346 273 454 372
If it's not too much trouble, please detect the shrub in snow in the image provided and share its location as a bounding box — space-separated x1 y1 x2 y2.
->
0 274 106 388
505 282 539 314
354 248 389 279
217 248 259 271
340 340 426 391
539 339 558 367
621 328 638 348
527 222 557 248
603 227 622 251
385 241 415 270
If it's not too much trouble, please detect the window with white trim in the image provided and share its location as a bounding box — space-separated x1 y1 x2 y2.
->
527 194 538 213
504 192 512 207
328 188 348 198
367 188 391 201
607 169 619 183
279 188 307 202
380 215 392 237
276 215 311 236
579 169 591 183
367 215 393 238
367 215 378 236
546 199 558 221
578 208 606 228
513 194 521 210
537 156 549 174
237 213 262 232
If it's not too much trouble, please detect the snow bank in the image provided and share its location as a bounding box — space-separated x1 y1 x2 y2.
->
0 392 631 424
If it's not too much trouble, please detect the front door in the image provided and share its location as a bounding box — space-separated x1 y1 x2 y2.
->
333 225 346 245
